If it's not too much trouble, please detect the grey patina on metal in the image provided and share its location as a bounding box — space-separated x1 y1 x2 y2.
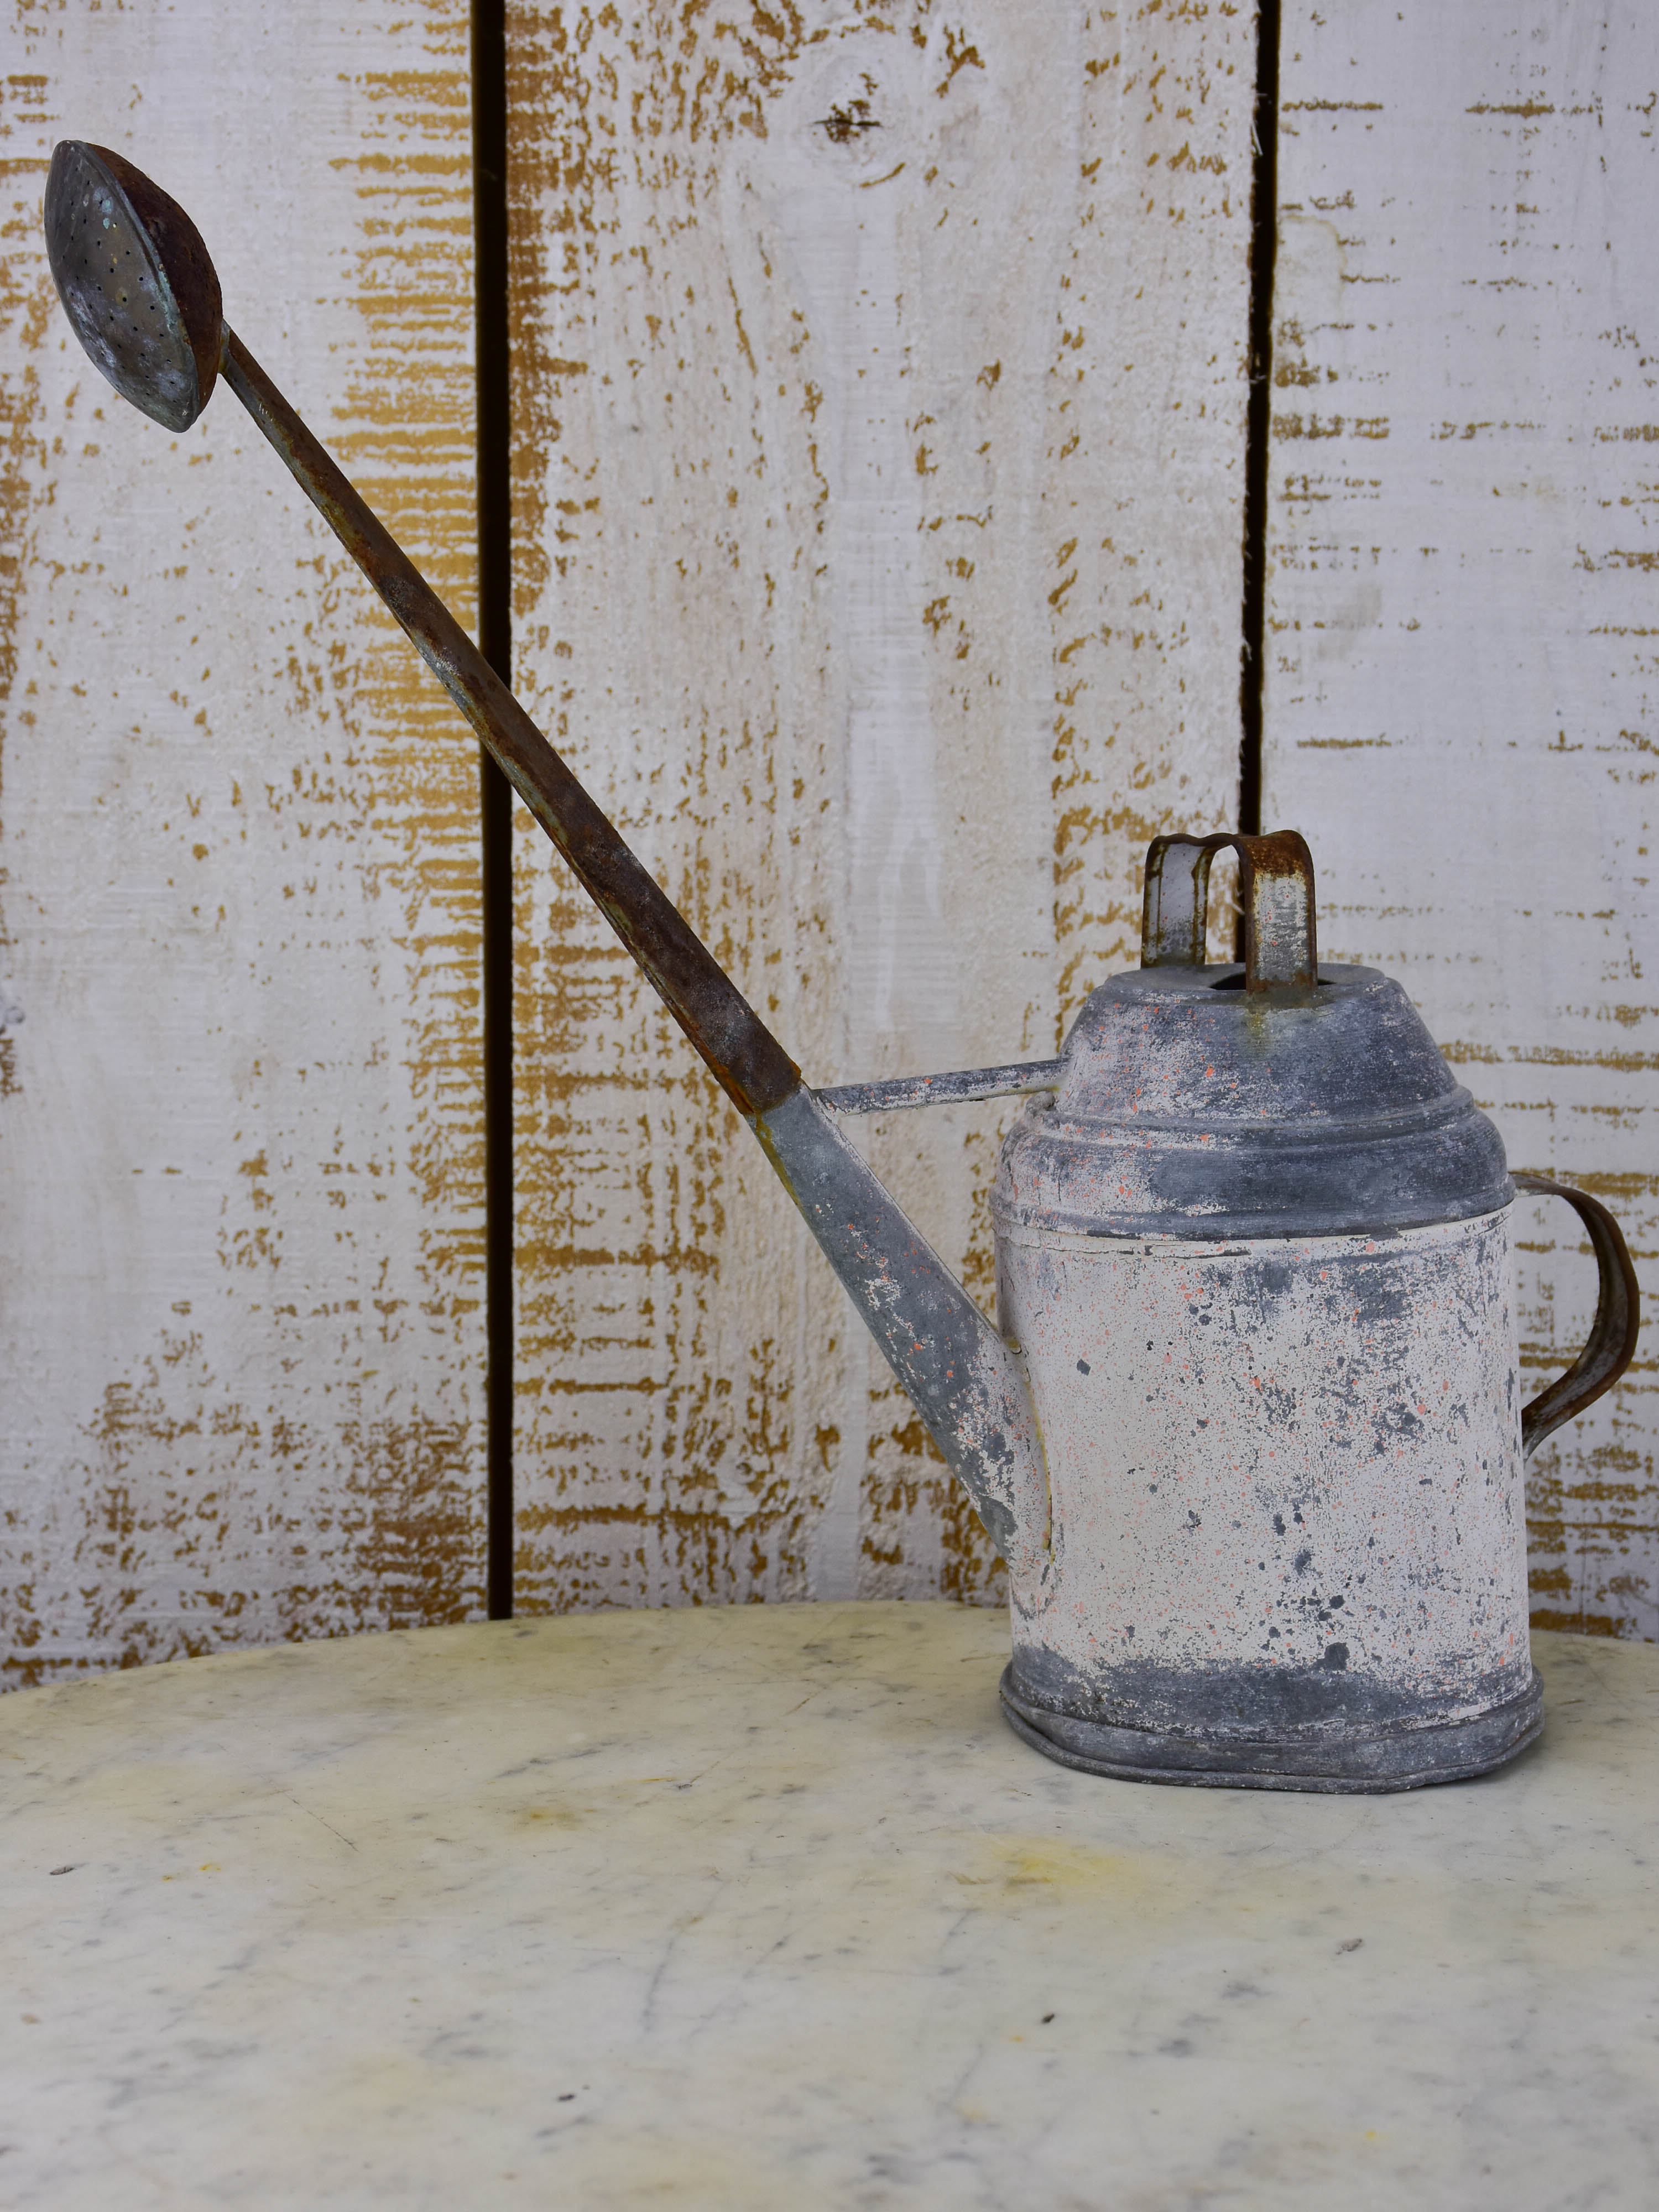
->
995 962 1514 1244
44 140 221 433
817 1060 1066 1117
989 835 1636 1789
44 145 1640 1793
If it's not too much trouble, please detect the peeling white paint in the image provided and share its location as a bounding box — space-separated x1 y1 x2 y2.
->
1001 1214 1531 1730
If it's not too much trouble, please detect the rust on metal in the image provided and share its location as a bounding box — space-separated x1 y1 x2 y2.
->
1512 1173 1642 1456
1141 828 1318 990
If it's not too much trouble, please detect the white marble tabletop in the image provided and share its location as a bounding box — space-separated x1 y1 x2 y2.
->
1 1603 1655 2210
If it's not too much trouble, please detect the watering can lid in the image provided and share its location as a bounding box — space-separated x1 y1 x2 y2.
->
993 832 1513 1243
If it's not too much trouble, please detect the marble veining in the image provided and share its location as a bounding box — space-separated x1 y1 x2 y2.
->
1 1604 1656 2208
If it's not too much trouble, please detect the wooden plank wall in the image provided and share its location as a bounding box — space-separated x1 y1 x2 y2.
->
502 0 1255 1609
1265 4 1658 1639
0 1 486 1681
6 1 1649 1673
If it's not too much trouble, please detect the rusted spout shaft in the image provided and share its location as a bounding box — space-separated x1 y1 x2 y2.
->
220 327 800 1123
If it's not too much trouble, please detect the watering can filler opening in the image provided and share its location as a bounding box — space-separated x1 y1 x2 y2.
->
43 142 1641 1794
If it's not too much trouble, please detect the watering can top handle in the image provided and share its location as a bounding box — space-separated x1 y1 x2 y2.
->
1512 1174 1642 1459
1140 830 1318 992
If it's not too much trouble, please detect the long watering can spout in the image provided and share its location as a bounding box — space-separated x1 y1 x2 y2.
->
42 140 1049 1578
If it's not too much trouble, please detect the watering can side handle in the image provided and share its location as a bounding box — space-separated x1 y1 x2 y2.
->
1511 1174 1641 1459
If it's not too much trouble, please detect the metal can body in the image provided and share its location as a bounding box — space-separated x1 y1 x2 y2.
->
994 1205 1541 1791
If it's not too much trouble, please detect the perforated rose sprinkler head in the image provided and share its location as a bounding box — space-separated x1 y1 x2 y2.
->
45 142 222 431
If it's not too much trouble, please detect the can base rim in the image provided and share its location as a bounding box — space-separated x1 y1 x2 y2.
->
998 1664 1545 1794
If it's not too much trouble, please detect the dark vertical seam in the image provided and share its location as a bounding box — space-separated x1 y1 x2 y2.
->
472 0 514 1620
1238 0 1281 843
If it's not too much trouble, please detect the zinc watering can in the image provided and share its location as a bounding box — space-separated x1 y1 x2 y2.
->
45 144 1641 1792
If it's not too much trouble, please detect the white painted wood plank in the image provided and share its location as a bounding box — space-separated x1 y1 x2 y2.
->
504 2 1256 1608
0 1 485 1681
1265 5 1658 1636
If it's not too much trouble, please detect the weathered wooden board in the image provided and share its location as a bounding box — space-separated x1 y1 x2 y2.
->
0 1 485 1681
504 1 1257 1608
1265 6 1658 1636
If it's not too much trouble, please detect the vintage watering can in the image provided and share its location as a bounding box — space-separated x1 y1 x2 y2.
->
45 144 1641 1792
